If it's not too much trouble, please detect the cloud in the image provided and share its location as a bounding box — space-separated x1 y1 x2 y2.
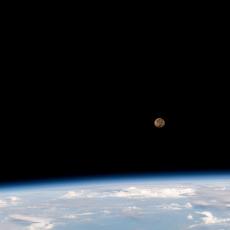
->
28 223 54 230
189 211 230 228
64 212 94 220
9 196 20 202
214 186 227 191
10 214 54 230
0 199 7 208
102 210 111 214
198 211 230 225
187 214 193 220
61 190 97 199
63 214 76 219
62 191 79 199
112 187 195 199
61 186 195 200
190 185 230 210
198 211 217 224
185 202 193 208
158 202 192 210
0 196 20 208
122 206 143 218
8 196 21 205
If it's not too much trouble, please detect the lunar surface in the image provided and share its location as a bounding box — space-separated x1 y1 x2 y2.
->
154 117 165 128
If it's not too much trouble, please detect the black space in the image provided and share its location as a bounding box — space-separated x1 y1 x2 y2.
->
1 11 229 183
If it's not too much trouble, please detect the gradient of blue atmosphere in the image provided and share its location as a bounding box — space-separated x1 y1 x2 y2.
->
0 172 230 230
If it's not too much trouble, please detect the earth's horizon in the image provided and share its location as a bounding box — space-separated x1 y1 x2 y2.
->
1 174 230 229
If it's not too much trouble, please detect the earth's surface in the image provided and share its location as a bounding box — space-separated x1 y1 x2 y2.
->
0 175 230 230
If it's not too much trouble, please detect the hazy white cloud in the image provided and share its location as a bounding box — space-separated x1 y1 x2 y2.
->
62 190 97 199
62 191 79 199
0 196 21 208
191 185 230 210
28 223 54 230
0 199 7 208
122 206 142 212
64 212 94 219
192 199 217 208
8 196 21 205
159 202 192 210
102 210 111 214
76 212 94 216
112 187 195 199
189 211 230 228
198 211 230 225
122 206 143 217
61 186 195 200
186 202 193 208
214 186 227 191
63 214 76 219
200 211 218 224
187 214 193 220
9 196 20 202
10 214 54 230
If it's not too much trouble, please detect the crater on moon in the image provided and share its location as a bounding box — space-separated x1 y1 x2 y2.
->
153 117 165 128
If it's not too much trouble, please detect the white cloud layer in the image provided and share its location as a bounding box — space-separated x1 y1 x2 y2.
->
64 212 94 219
10 214 54 230
121 206 143 218
198 211 230 225
0 196 21 207
112 187 195 198
0 199 7 208
159 202 192 210
191 185 230 210
189 211 230 228
9 196 20 202
62 191 79 199
8 196 21 205
61 186 195 199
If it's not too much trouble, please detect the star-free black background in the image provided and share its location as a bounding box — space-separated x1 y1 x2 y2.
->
1 8 229 183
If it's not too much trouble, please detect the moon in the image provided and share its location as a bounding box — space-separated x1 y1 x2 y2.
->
153 117 165 128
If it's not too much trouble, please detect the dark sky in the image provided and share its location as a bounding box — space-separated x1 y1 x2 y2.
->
1 13 229 183
2 74 229 183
